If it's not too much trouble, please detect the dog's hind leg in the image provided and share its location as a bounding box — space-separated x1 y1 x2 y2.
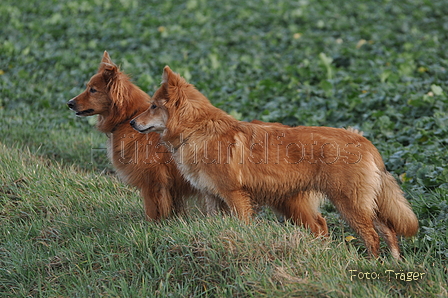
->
330 191 380 258
374 217 400 260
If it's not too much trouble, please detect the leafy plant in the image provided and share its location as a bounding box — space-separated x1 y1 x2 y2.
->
0 0 447 296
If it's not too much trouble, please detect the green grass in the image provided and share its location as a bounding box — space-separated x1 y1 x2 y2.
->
1 0 447 296
0 145 446 297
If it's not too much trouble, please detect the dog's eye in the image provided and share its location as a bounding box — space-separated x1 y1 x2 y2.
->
151 104 157 109
89 87 97 93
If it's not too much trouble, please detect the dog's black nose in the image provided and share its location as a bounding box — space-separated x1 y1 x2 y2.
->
130 119 135 127
67 100 75 109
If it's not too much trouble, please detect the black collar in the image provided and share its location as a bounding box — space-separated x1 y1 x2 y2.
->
107 110 140 137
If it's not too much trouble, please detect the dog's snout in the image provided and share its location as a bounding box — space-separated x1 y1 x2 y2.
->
130 119 136 127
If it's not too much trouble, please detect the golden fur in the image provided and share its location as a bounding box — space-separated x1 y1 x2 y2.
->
131 66 419 259
67 52 199 220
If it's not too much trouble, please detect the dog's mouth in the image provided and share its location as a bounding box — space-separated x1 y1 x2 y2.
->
136 126 154 134
75 109 95 116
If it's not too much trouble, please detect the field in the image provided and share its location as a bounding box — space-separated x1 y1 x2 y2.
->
1 0 447 297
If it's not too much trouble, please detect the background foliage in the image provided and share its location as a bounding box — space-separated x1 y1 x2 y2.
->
1 0 447 296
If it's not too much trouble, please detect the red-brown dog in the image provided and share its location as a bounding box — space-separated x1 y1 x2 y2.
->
131 66 418 259
67 52 200 220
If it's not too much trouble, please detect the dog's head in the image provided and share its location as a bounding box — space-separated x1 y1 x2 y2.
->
130 66 181 134
67 51 120 117
130 66 214 137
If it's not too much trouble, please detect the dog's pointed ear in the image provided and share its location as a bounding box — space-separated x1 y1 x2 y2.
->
162 66 189 89
101 51 112 65
98 51 118 82
162 66 188 109
162 66 175 84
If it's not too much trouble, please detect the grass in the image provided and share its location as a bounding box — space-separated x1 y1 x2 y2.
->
0 145 446 297
1 0 447 296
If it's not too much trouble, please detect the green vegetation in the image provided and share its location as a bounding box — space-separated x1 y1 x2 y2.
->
1 0 447 296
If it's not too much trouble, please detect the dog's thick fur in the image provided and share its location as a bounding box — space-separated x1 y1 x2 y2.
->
131 66 419 259
67 52 198 220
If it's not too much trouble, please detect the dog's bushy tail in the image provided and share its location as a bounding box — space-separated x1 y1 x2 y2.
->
376 171 419 236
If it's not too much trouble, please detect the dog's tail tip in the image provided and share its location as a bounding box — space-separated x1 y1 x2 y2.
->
395 210 419 237
378 172 419 237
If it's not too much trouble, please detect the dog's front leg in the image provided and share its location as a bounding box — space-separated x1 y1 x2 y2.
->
140 185 172 220
205 193 230 216
222 190 253 223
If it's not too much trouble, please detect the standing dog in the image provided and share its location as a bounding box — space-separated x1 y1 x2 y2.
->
67 52 198 220
130 66 418 259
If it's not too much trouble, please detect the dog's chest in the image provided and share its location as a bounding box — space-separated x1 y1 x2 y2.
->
174 152 217 193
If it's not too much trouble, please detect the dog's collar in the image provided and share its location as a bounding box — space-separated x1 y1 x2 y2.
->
106 110 140 137
169 128 201 152
171 136 190 152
